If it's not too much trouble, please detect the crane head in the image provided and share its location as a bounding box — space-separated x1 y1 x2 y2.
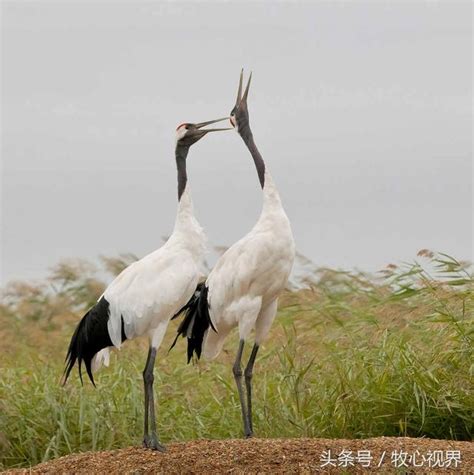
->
176 118 231 148
230 69 252 134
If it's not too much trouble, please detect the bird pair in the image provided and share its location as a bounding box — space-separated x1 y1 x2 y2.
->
64 71 295 452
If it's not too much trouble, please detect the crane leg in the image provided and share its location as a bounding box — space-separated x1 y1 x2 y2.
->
142 346 166 452
142 347 152 441
244 343 259 437
233 339 251 437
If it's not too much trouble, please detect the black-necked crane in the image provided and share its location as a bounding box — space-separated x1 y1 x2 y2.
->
172 71 295 437
63 117 231 451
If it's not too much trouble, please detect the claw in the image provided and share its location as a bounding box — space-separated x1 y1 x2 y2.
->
143 435 167 452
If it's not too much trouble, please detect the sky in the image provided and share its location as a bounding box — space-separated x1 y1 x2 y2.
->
1 1 472 285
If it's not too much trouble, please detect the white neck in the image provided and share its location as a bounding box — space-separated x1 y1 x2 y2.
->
171 184 206 252
262 171 283 212
174 185 195 230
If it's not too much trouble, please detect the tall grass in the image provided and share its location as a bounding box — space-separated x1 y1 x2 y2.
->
0 251 472 469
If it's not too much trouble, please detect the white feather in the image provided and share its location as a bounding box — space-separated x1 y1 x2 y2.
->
91 347 111 373
103 186 206 349
203 172 295 358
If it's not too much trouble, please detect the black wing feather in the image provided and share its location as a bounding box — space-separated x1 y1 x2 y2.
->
63 296 126 386
169 283 217 362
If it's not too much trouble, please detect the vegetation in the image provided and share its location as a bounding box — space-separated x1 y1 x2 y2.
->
0 250 472 469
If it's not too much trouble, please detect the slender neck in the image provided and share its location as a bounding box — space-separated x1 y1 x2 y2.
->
175 145 189 200
240 129 265 189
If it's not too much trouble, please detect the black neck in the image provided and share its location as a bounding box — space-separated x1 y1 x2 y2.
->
241 129 265 189
175 145 189 200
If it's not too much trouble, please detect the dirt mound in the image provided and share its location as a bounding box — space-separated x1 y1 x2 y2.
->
4 437 473 474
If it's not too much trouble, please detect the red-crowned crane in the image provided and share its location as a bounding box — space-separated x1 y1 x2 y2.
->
63 117 231 451
172 71 295 437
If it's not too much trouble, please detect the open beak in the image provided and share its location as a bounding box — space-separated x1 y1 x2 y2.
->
195 117 232 133
181 117 232 146
234 69 252 108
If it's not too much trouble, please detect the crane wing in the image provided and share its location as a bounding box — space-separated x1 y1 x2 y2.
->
104 248 200 347
207 231 291 327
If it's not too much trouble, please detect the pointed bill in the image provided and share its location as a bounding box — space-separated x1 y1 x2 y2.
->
235 68 243 108
195 117 230 129
242 71 252 103
203 127 233 133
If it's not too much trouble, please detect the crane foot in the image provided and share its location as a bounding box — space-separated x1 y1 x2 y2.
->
143 434 166 452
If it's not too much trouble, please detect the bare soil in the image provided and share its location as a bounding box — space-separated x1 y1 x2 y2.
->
4 437 473 474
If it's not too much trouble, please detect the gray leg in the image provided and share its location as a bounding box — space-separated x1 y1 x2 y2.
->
233 340 251 437
142 347 166 452
142 347 152 442
244 344 259 437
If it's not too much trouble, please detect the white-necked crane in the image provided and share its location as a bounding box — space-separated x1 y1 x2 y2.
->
172 71 295 437
63 117 231 451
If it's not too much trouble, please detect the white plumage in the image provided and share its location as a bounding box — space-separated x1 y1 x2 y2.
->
100 188 205 360
172 71 295 439
204 172 295 359
64 117 231 451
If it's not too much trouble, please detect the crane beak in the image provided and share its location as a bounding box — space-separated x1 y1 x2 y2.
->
188 117 232 142
234 69 252 108
195 117 232 133
180 117 232 146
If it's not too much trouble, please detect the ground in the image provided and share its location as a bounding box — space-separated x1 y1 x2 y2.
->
4 437 472 474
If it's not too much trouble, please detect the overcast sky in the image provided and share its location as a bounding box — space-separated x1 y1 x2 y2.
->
1 1 472 285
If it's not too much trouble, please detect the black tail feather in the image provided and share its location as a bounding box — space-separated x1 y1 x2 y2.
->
170 283 216 363
63 296 126 386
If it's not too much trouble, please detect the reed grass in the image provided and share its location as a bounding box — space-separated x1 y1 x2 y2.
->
0 251 472 469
